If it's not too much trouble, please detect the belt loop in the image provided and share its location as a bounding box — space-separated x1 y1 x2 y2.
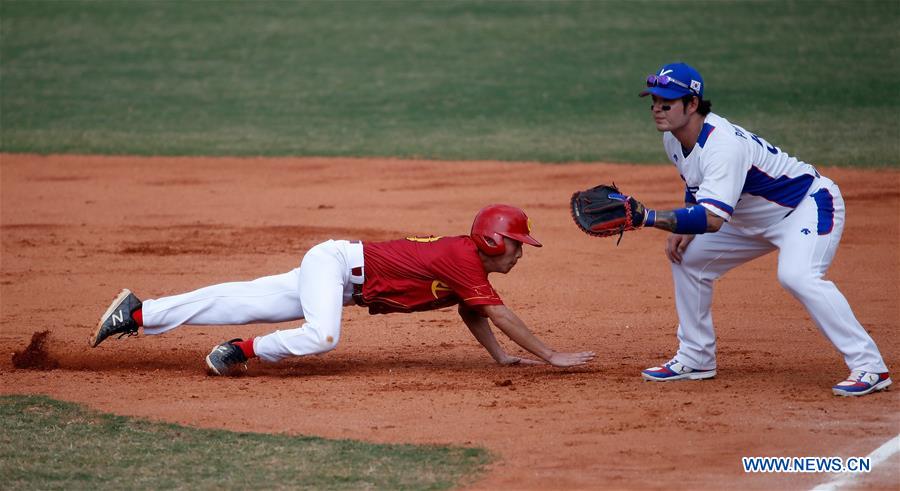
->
346 240 365 285
349 265 365 285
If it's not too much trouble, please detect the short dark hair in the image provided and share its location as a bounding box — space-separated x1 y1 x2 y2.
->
682 95 712 115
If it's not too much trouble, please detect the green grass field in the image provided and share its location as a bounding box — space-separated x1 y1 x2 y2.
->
0 395 488 490
1 0 898 166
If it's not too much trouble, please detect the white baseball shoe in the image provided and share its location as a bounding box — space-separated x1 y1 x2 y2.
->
832 371 892 397
642 358 716 381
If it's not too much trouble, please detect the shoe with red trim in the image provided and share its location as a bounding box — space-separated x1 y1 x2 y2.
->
642 358 716 382
832 371 891 397
205 339 248 376
90 289 142 347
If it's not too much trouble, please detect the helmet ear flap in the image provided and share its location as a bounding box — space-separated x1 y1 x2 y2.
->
473 233 505 256
471 204 538 255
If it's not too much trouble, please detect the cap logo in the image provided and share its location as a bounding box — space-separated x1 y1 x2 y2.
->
690 80 702 92
527 218 533 233
659 68 674 76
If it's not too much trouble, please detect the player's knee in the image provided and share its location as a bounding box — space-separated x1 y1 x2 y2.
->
307 323 340 352
777 267 817 296
319 332 340 352
271 322 341 358
673 253 719 280
677 246 702 268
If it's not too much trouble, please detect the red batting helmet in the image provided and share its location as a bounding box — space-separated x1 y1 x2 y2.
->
470 204 542 256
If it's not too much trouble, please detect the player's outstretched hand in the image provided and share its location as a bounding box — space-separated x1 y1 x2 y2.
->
547 351 596 367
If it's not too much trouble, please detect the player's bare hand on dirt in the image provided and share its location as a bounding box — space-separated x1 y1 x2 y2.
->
499 355 545 366
547 351 595 367
666 234 695 264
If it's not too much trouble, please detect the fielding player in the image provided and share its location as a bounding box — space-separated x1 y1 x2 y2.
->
90 205 595 375
635 62 890 396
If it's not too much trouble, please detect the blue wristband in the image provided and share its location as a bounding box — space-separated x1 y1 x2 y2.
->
673 205 708 234
644 209 656 227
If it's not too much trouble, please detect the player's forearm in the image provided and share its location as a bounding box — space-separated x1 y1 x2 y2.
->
460 309 509 362
645 205 723 233
483 306 554 361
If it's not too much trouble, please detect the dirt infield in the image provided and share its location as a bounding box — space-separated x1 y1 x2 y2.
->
1 154 898 490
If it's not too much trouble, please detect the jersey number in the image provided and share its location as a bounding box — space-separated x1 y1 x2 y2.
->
734 127 778 154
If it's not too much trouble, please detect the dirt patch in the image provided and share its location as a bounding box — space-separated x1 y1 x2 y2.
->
1 154 897 490
12 330 59 370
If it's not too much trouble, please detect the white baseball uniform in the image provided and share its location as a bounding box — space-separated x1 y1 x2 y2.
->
140 239 364 362
663 112 888 373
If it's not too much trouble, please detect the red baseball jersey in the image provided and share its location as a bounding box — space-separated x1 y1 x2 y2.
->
361 236 503 315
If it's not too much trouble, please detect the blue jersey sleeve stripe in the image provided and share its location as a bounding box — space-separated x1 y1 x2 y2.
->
697 123 716 148
811 188 835 235
743 166 815 208
698 198 734 215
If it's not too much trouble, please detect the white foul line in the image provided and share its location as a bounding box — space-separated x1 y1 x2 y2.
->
810 434 900 491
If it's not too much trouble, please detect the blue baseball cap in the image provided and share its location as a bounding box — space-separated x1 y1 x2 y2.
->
640 62 704 99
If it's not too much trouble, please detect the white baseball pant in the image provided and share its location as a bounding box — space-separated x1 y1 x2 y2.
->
141 240 364 362
671 177 888 373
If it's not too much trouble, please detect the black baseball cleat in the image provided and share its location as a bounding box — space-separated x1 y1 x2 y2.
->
90 289 142 347
205 339 248 376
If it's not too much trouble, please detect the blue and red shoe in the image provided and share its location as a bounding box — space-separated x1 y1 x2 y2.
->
641 358 716 382
832 371 892 397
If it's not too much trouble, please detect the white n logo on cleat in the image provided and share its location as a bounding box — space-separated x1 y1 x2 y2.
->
111 310 124 326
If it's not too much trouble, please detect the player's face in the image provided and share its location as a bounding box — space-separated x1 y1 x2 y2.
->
478 237 524 274
649 95 690 132
496 238 523 274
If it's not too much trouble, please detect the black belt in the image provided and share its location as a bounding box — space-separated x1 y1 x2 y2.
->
351 266 366 306
352 285 365 306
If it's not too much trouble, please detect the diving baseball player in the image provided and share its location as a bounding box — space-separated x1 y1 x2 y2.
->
635 62 890 396
90 205 595 375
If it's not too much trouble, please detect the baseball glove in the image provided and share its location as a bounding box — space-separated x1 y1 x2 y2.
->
570 184 646 243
